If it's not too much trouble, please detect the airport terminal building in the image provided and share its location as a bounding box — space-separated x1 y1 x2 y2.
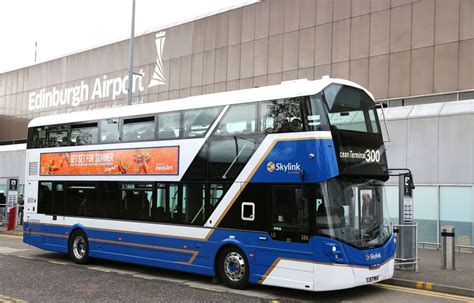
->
0 0 473 246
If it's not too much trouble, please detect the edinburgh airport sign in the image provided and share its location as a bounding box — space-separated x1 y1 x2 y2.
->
27 31 167 112
28 69 146 111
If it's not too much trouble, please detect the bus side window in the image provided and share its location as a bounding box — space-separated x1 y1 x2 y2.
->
157 112 181 140
37 182 53 215
100 118 120 143
272 187 309 229
122 116 155 142
303 95 330 131
260 98 303 134
70 122 98 145
29 127 47 148
52 182 65 216
47 125 70 147
215 103 257 135
183 107 222 138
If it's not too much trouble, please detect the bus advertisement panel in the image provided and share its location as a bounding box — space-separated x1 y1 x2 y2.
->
39 146 179 175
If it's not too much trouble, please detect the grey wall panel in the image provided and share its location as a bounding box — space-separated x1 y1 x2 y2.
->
0 150 25 184
407 118 439 184
438 115 473 184
385 119 408 184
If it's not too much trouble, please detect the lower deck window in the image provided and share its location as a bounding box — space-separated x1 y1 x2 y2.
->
36 181 229 225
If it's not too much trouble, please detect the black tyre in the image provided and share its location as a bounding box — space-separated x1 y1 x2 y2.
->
68 230 90 264
217 246 249 289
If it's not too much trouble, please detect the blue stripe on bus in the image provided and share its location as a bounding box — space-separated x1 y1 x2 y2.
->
250 139 339 183
23 223 395 284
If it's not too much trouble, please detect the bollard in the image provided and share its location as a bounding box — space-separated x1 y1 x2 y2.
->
441 226 455 270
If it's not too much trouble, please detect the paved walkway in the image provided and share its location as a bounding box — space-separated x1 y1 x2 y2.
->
0 225 22 236
383 248 474 297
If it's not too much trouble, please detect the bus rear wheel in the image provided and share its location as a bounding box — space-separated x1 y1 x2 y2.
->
68 230 90 264
217 246 249 289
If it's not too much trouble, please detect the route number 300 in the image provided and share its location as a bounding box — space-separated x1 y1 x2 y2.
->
365 149 381 163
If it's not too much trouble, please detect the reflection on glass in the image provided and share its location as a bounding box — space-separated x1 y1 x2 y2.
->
317 178 391 249
122 117 155 141
100 118 120 143
324 84 379 133
71 123 98 145
440 186 472 245
158 112 181 139
216 103 256 135
184 107 222 138
260 98 302 134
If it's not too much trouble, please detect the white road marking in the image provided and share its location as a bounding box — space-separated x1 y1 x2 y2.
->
132 273 193 283
48 260 68 265
0 247 29 254
86 265 140 275
184 281 280 300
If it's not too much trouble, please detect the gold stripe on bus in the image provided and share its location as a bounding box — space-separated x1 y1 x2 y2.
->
27 222 208 241
88 238 199 264
29 231 69 239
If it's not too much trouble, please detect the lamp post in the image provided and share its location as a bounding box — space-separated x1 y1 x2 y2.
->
127 0 136 106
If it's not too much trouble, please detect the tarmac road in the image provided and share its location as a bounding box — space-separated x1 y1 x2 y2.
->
0 234 472 303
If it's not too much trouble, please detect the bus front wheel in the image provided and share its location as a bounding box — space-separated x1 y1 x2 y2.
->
217 246 249 289
68 230 90 264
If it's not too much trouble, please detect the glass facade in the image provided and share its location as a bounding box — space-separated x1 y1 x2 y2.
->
385 185 474 247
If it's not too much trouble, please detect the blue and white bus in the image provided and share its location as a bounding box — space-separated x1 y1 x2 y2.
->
23 77 395 291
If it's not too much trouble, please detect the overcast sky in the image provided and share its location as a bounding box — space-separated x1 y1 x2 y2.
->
0 0 253 73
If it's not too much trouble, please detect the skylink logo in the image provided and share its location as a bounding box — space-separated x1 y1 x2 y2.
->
266 161 301 173
365 252 381 261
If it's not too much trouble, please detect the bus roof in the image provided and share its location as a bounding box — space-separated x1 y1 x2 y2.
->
28 77 373 128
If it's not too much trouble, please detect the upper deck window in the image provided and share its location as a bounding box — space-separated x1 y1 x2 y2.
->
29 127 47 148
122 116 155 141
47 125 69 147
304 95 330 131
215 103 257 135
183 107 222 138
260 98 303 134
158 112 181 140
71 122 98 145
100 118 120 143
323 84 379 133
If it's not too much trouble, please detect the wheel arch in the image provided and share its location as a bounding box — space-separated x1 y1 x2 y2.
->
213 242 246 277
68 225 88 244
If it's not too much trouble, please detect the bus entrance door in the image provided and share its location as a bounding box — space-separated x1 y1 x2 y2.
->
259 186 314 290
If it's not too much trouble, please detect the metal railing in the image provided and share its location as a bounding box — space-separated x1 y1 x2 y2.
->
419 242 474 253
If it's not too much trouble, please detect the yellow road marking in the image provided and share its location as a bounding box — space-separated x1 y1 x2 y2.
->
373 284 474 302
426 282 433 291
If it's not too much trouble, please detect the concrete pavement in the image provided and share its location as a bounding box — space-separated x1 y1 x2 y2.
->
382 248 474 298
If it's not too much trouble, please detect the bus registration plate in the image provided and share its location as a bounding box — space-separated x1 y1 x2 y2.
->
366 276 379 283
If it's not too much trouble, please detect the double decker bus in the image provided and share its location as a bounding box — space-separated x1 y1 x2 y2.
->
23 77 395 291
